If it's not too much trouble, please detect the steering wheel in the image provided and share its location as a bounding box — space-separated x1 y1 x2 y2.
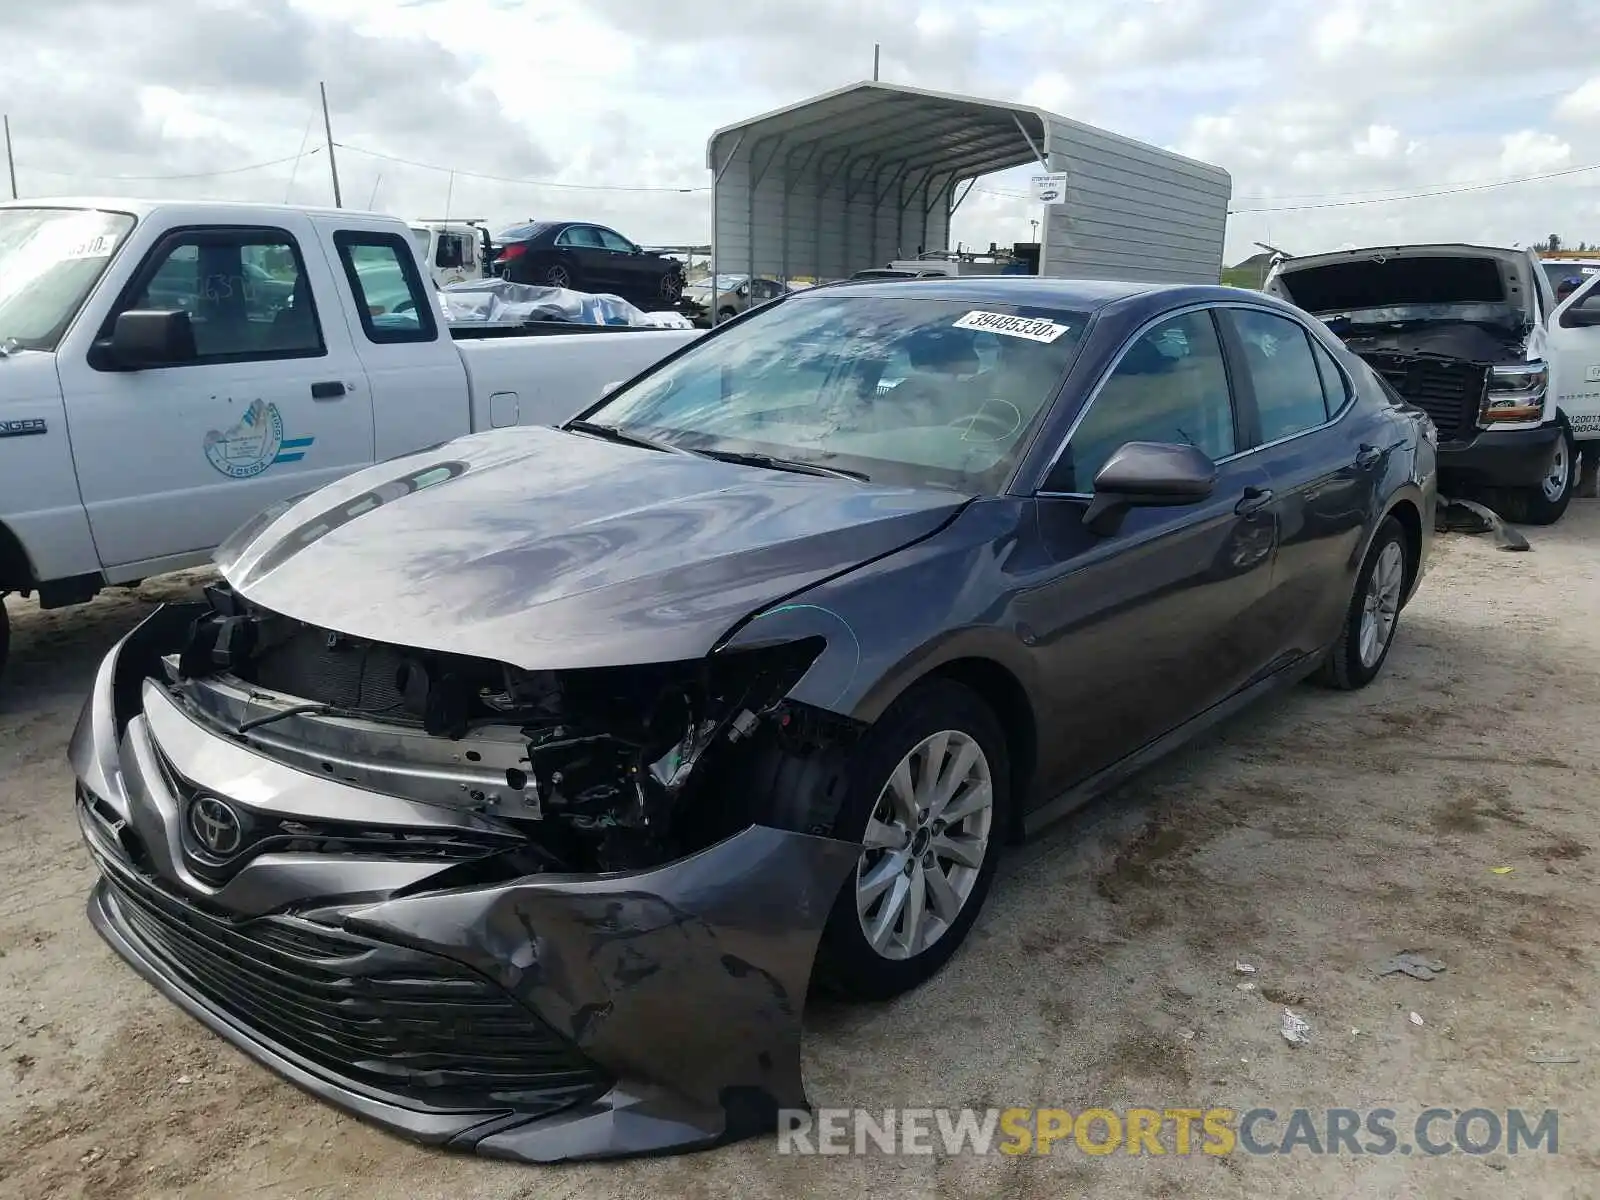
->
394 299 417 314
947 401 1022 443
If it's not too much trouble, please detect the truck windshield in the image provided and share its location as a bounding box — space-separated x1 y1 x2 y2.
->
0 208 135 351
582 293 1087 493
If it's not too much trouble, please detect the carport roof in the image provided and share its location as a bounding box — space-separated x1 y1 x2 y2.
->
706 81 1050 181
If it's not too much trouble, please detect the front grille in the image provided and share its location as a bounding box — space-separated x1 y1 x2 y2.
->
97 853 605 1112
1366 355 1485 440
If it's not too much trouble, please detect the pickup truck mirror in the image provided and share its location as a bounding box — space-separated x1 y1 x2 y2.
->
1559 302 1600 329
101 309 198 370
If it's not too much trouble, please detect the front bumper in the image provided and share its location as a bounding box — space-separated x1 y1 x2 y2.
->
70 606 860 1163
1437 420 1562 489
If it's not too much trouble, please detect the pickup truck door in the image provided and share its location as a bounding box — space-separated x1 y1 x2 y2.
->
54 216 376 574
1549 271 1600 442
313 218 473 462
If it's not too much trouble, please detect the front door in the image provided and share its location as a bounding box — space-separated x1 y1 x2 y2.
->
1549 272 1600 442
56 219 374 571
556 225 616 291
1021 306 1280 796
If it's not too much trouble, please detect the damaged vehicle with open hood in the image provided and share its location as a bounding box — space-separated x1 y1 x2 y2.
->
1265 243 1600 524
71 277 1435 1163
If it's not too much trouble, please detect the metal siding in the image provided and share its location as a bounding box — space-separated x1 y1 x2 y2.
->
709 84 1227 288
1039 116 1230 284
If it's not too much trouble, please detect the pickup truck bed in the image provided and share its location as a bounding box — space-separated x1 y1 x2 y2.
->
0 198 700 680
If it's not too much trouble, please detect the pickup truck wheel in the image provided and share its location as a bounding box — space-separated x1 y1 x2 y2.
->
810 679 1010 1001
1313 516 1410 691
1493 418 1576 525
0 598 10 683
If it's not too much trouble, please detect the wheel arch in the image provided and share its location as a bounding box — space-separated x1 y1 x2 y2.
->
889 655 1039 844
0 521 37 594
1382 495 1424 604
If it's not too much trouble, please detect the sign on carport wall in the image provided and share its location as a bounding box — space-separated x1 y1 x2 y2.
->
1031 172 1069 203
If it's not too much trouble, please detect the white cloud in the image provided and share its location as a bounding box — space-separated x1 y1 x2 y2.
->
7 0 1600 269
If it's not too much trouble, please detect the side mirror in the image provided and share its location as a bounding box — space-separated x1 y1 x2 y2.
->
1081 441 1216 536
1559 303 1600 329
99 309 197 370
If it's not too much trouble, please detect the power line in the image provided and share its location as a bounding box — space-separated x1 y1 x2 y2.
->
333 141 710 193
1230 160 1600 213
20 148 321 182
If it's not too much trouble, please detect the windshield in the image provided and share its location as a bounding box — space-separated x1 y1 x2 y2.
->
0 207 135 351
583 293 1088 492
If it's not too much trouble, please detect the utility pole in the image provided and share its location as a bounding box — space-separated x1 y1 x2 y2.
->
319 81 343 208
3 116 16 200
873 43 880 81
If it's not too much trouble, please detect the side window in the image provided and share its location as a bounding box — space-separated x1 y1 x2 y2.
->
595 228 636 253
1308 338 1350 417
332 231 438 345
118 228 322 362
1060 309 1235 492
1228 309 1332 442
435 234 465 269
559 226 603 249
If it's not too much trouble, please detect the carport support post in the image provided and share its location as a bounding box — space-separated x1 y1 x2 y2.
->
710 131 745 321
780 145 818 285
812 151 850 281
747 138 784 310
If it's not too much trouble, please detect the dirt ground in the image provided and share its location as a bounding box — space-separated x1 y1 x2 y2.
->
2 503 1598 1200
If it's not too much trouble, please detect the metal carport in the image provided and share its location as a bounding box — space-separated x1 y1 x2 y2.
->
706 81 1231 305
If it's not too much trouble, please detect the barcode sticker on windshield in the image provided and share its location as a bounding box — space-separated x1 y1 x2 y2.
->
59 233 118 259
953 310 1070 342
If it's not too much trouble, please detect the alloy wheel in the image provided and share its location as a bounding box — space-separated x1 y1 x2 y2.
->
660 273 684 302
855 730 994 961
1358 541 1405 669
545 265 571 289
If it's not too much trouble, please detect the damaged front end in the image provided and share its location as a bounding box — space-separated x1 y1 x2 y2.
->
70 588 865 1162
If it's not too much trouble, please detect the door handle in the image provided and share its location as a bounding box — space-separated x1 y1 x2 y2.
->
1235 485 1274 515
1355 443 1383 469
310 381 346 400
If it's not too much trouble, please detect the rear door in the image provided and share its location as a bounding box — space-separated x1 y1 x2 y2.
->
1219 305 1385 659
1549 272 1600 442
56 216 375 572
316 218 471 462
1024 305 1280 792
555 225 614 291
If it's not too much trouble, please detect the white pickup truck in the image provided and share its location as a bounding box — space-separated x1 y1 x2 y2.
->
1264 243 1600 525
0 199 702 678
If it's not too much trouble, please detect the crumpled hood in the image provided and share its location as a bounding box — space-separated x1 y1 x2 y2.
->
1266 244 1535 321
216 426 967 670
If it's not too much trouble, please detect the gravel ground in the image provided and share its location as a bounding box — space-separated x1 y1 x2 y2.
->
3 502 1598 1199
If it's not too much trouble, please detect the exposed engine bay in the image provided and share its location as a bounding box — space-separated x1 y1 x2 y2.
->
1331 316 1528 363
166 581 855 874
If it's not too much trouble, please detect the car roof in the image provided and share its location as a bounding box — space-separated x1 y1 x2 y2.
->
798 275 1196 310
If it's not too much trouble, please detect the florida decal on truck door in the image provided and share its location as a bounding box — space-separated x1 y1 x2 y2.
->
203 399 315 478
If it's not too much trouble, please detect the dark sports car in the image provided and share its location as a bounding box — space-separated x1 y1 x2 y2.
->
488 219 686 307
71 278 1436 1164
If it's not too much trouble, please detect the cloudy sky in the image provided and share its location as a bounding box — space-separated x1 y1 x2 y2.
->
7 0 1600 268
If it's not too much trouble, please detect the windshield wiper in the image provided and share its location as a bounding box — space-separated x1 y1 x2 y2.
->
690 447 870 482
563 420 684 454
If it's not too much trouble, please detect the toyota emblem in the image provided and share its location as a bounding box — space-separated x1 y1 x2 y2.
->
188 796 243 856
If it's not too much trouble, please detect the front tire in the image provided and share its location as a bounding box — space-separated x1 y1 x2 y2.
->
1493 417 1576 525
1313 516 1410 690
813 679 1010 1001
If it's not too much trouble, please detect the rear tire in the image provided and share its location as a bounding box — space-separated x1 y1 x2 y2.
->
809 679 1010 1001
544 263 574 290
0 599 9 684
1493 417 1576 525
1313 516 1410 690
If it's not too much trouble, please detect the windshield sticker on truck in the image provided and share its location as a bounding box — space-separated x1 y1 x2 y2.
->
60 233 119 259
203 399 315 479
952 310 1072 342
